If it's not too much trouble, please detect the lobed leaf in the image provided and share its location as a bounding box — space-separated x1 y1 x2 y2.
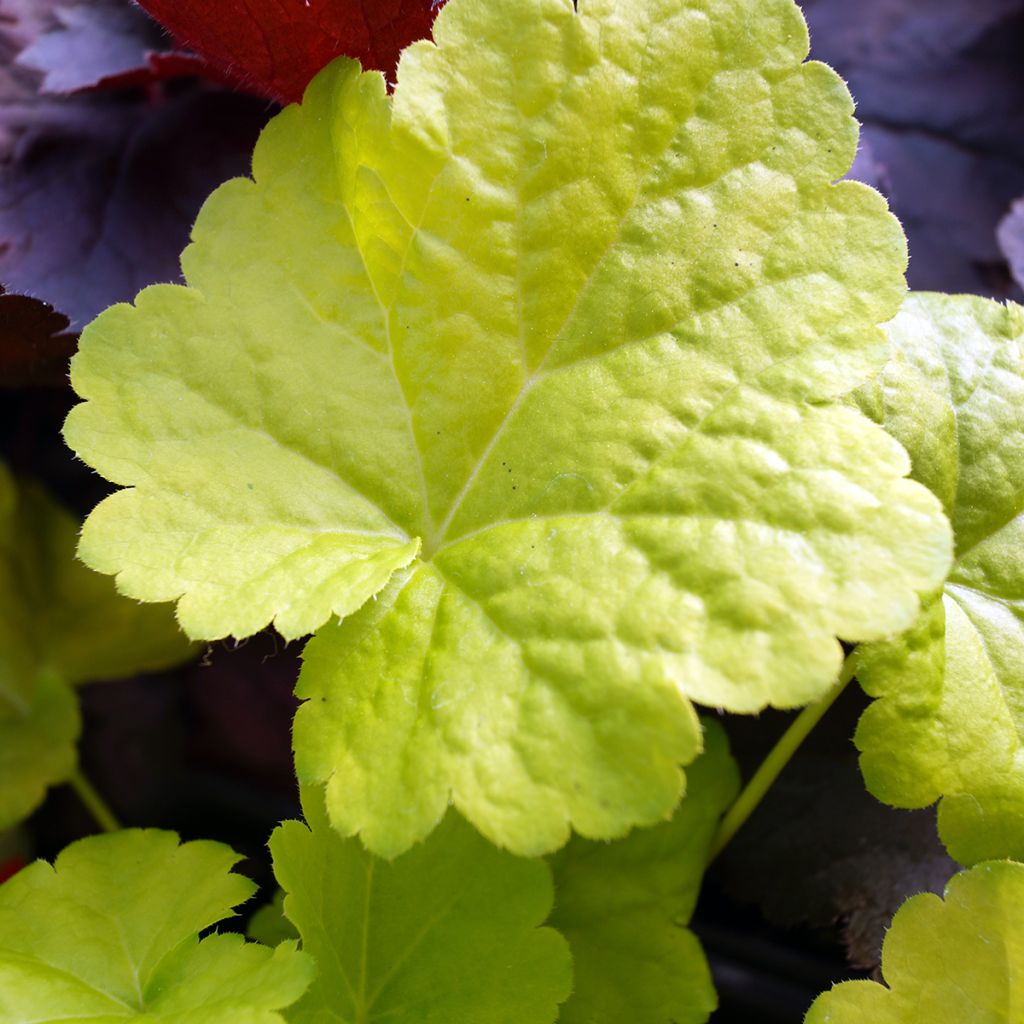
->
270 793 571 1023
0 829 313 1021
0 462 195 828
67 0 951 855
854 293 1024 864
805 861 1024 1023
551 719 738 1024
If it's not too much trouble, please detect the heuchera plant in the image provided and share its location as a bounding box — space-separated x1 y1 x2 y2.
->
1 0 1022 1019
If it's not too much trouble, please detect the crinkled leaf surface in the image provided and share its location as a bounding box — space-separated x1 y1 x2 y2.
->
136 0 439 103
0 829 313 1022
854 293 1024 864
270 793 571 1023
67 0 951 856
550 719 738 1024
805 861 1024 1023
0 462 194 827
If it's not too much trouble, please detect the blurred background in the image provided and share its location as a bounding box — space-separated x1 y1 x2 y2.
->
1 1 1022 1019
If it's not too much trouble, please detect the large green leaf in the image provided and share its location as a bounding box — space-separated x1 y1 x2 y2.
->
270 793 571 1023
551 718 738 1024
0 829 313 1021
854 294 1024 864
66 0 950 855
0 463 194 828
805 861 1024 1023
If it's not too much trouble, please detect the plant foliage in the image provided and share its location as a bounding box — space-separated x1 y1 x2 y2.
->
271 792 572 1023
855 293 1024 864
66 0 951 858
0 462 193 828
550 719 738 1023
806 861 1024 1023
0 829 313 1020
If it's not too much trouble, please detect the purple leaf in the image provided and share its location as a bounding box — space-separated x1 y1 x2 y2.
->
0 87 270 327
998 198 1024 290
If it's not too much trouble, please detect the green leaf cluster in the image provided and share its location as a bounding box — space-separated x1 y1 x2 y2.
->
3 731 735 1023
10 0 1024 1019
66 0 949 860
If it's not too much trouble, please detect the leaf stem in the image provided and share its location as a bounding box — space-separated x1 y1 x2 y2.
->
707 650 857 864
69 768 121 834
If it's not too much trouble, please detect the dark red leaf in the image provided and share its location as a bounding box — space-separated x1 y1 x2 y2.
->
0 854 26 884
0 285 77 388
134 0 442 104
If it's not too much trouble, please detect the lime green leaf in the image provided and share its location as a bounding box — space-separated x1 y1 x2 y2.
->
249 891 298 948
0 672 78 831
854 294 1024 864
67 0 951 855
806 861 1024 1023
551 719 738 1024
270 793 571 1023
0 464 194 828
0 829 313 1021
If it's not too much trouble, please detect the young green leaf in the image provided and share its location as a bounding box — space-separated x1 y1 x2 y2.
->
0 463 195 827
66 0 951 855
550 718 739 1024
270 793 571 1023
805 860 1024 1023
853 293 1024 864
0 829 313 1021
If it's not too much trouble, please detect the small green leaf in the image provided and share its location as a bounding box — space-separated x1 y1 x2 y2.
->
248 890 297 948
0 464 195 828
0 671 78 831
0 829 313 1021
550 718 739 1024
854 294 1024 863
66 0 951 855
805 861 1024 1023
270 793 571 1024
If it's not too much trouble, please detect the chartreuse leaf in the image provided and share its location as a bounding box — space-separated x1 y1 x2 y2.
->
270 791 571 1023
551 719 739 1024
805 861 1024 1023
0 829 313 1022
0 463 194 828
853 294 1024 864
66 0 951 855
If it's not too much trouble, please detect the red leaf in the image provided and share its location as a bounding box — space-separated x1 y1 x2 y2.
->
0 286 77 388
0 854 26 884
134 0 442 104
